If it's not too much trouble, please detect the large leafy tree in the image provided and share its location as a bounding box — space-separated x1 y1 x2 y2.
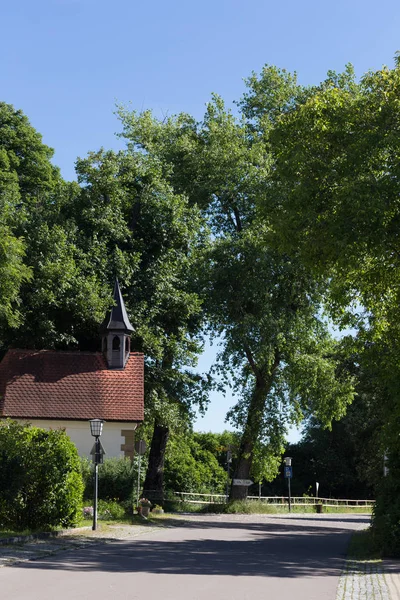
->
64 149 207 503
0 163 31 332
0 101 60 338
256 57 400 550
0 103 208 505
118 83 355 500
0 102 106 351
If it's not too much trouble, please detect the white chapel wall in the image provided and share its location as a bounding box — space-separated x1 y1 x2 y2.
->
15 419 138 459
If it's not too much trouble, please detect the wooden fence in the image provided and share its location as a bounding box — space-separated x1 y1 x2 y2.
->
173 491 375 508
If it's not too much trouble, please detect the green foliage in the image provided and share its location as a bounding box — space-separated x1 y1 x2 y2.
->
97 499 127 521
0 421 83 531
0 101 62 337
164 432 227 494
372 451 400 556
252 58 400 548
118 91 355 496
81 457 136 503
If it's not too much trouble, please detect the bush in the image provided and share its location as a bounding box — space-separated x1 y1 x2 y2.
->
371 470 400 556
0 420 84 531
98 499 127 520
81 457 135 503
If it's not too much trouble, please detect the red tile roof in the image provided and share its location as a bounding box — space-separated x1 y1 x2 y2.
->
0 349 144 422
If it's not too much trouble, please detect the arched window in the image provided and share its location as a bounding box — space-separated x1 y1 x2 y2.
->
125 337 130 353
112 336 120 351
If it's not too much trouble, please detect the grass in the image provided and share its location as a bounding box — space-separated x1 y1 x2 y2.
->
0 529 34 539
165 500 373 515
347 528 382 561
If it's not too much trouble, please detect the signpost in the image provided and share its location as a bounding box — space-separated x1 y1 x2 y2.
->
226 448 232 500
284 457 292 513
135 440 147 509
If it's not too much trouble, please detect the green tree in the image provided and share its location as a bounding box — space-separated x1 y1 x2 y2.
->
254 57 400 547
118 88 355 500
0 106 208 505
164 431 228 495
68 149 208 503
0 101 61 335
0 102 104 351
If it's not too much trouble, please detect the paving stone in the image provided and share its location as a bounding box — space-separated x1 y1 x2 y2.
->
336 560 390 600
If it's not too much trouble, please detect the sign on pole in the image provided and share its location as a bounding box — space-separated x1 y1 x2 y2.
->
135 440 147 455
284 466 292 479
233 478 253 486
90 440 106 464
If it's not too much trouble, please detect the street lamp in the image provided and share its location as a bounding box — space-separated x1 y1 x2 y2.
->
89 419 104 530
284 456 292 513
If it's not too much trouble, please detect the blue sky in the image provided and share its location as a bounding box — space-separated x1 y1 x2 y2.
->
2 0 400 436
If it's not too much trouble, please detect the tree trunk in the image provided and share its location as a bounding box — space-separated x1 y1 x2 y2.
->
230 348 280 501
143 420 169 506
229 380 266 501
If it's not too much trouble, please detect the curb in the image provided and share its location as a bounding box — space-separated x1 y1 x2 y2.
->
0 526 91 547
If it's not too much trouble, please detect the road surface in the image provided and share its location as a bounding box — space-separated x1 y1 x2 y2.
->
0 513 370 600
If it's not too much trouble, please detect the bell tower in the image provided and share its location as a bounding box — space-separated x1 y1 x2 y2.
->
100 280 134 369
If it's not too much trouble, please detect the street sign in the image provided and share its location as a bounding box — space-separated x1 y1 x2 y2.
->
90 440 106 464
90 440 106 456
233 479 253 486
284 466 292 479
135 440 147 455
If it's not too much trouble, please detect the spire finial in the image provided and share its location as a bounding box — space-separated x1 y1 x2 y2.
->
100 279 134 333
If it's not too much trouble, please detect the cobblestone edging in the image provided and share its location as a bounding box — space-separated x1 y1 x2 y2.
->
336 560 390 600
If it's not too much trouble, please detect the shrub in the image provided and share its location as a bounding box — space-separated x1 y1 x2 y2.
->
98 499 126 521
0 420 84 531
371 469 400 556
81 457 135 503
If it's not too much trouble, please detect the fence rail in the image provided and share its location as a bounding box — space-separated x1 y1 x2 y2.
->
173 491 375 507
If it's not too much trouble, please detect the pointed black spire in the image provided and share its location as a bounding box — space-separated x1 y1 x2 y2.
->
100 280 133 333
100 280 134 369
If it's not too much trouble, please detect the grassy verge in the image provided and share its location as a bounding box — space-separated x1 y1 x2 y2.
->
0 529 34 539
164 500 373 515
347 528 382 561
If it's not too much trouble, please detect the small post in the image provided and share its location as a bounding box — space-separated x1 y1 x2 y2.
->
259 481 261 500
133 440 147 511
225 448 232 502
284 456 292 513
93 438 99 530
136 453 141 509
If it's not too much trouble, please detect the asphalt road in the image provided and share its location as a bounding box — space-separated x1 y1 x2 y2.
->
0 513 369 600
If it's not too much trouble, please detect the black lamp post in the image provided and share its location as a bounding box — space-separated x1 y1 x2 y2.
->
89 419 104 530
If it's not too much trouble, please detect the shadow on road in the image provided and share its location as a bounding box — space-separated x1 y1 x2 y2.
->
10 518 357 578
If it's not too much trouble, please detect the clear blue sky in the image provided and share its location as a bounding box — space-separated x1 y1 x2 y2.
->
2 0 400 436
